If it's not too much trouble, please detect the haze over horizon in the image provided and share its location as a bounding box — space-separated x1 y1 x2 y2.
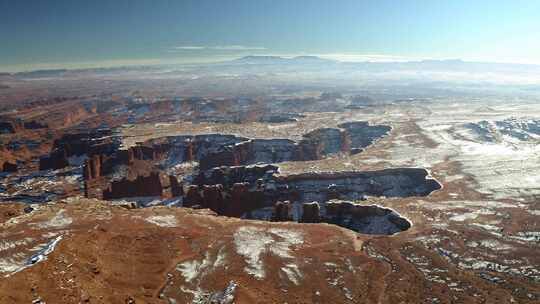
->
2 0 540 72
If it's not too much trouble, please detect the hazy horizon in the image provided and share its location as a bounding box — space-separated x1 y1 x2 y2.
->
2 0 540 72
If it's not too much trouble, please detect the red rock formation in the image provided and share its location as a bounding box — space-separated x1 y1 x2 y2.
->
326 184 341 201
84 155 103 180
184 185 203 207
0 119 22 133
1 161 17 172
128 143 170 162
296 138 323 161
103 172 165 199
301 202 320 223
233 141 253 165
159 174 183 199
340 129 351 153
272 201 292 221
199 148 237 170
202 184 225 214
39 150 69 171
23 120 48 129
169 176 183 198
227 182 251 216
184 140 194 161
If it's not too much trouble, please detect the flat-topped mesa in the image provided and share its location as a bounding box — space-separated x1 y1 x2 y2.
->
115 120 391 172
280 168 442 203
300 128 349 157
102 172 181 200
39 128 118 171
133 134 248 169
325 200 412 235
0 117 48 134
180 181 267 216
82 121 397 201
193 164 279 188
246 199 412 235
88 166 442 221
338 121 392 154
198 121 391 167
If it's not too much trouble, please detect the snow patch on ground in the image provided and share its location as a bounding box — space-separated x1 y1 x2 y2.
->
180 280 237 304
419 114 540 200
34 210 72 229
145 215 178 227
0 235 63 277
0 238 34 252
177 246 227 283
281 263 302 285
233 226 304 280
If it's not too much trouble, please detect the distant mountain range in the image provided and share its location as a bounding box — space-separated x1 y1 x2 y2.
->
7 56 540 77
221 55 540 73
230 55 337 65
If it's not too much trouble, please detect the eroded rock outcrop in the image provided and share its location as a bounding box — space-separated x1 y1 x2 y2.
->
184 185 203 207
102 172 180 200
83 154 103 180
119 121 391 173
282 168 441 203
39 150 69 171
204 184 227 213
272 201 293 222
0 120 20 134
0 117 47 134
1 161 17 173
325 200 411 234
40 129 119 171
193 165 278 188
301 202 321 223
228 182 252 216
338 122 391 153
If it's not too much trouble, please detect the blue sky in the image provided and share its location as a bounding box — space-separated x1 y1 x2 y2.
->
1 0 540 71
